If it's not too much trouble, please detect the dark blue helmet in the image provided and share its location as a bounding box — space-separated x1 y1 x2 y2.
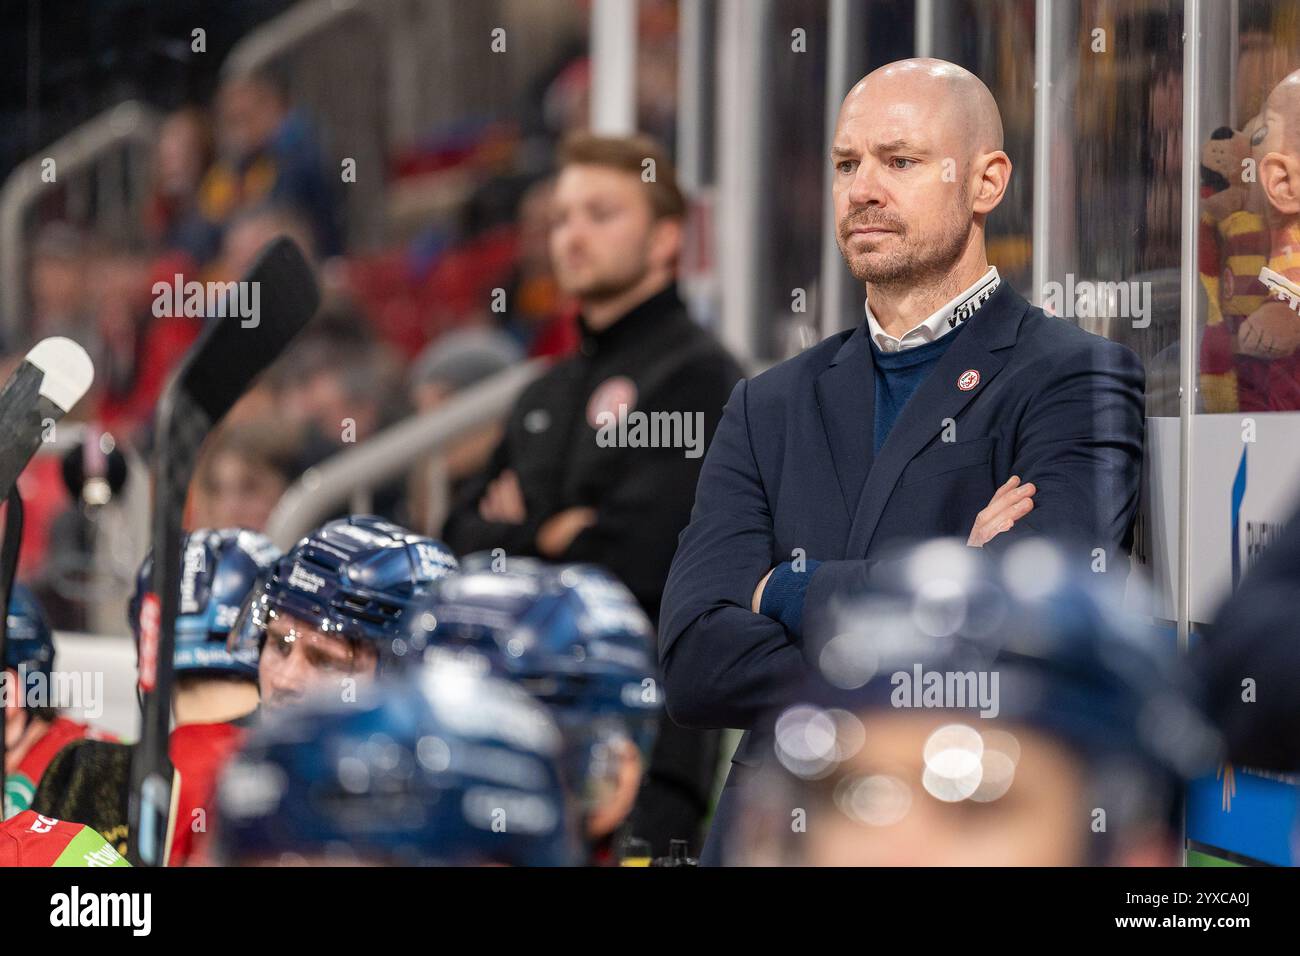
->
213 661 576 866
411 562 661 801
797 539 1218 772
752 538 1220 863
230 516 458 664
4 584 54 704
128 528 281 679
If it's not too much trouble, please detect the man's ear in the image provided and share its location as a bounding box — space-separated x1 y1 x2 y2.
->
972 150 1012 216
1260 151 1300 215
648 217 684 273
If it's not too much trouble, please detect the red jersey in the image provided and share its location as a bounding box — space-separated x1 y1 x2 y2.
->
0 810 128 867
167 721 249 866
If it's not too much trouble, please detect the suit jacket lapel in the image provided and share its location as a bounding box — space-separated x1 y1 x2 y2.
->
814 326 875 522
844 282 1030 558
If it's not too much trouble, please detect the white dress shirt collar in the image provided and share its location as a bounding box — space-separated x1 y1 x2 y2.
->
864 266 1001 353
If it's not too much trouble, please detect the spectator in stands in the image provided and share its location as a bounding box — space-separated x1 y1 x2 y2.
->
266 338 409 521
215 202 318 283
542 56 591 142
194 422 302 533
205 255 381 529
636 0 681 153
96 204 321 448
406 327 523 535
88 246 185 445
279 340 405 452
442 132 742 857
145 107 221 266
201 68 341 257
27 223 90 350
496 177 580 358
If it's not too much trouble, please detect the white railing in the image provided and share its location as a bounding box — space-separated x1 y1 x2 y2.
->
0 101 160 343
265 359 545 550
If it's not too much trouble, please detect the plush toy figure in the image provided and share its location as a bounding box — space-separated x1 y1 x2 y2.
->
1240 70 1300 411
1198 118 1272 412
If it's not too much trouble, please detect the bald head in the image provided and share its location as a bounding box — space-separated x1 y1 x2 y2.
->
829 58 1010 295
844 58 1004 158
1265 67 1300 155
1258 68 1300 219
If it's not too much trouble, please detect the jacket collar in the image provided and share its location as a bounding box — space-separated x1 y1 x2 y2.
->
864 266 1001 352
830 279 1026 369
578 282 683 356
816 280 1031 555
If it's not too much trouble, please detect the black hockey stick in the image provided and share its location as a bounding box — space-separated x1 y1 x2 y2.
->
0 490 23 814
127 237 318 865
0 336 94 806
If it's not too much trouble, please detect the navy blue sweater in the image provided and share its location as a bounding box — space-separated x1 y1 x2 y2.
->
760 321 968 634
869 322 968 455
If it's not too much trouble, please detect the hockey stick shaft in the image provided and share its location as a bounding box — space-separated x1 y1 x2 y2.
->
0 490 22 812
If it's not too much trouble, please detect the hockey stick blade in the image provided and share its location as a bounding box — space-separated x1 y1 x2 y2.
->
128 236 319 866
164 236 320 424
0 336 94 499
0 336 90 804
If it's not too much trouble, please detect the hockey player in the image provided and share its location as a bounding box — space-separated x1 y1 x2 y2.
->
414 559 661 863
3 584 114 819
228 515 458 709
34 528 280 864
0 810 128 866
726 539 1220 866
212 660 576 866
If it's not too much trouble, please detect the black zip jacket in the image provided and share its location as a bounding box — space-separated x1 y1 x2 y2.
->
443 281 742 855
444 282 741 621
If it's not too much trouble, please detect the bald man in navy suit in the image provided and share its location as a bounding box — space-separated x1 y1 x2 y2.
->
659 59 1145 864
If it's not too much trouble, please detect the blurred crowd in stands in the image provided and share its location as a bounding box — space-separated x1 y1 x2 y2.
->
8 1 684 635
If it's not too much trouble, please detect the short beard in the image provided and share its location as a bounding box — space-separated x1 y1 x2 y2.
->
839 195 972 291
567 267 646 303
558 232 656 307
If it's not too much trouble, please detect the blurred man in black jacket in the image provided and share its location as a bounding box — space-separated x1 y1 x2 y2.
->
443 132 741 856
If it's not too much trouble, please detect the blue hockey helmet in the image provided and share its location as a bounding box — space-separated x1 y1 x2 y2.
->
750 538 1221 863
128 528 281 679
411 562 661 799
229 516 458 665
213 661 576 866
4 583 55 704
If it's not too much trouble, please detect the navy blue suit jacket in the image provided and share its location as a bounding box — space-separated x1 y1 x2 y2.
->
659 281 1146 772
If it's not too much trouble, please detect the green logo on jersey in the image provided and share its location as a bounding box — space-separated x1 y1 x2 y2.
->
3 772 36 820
54 826 130 867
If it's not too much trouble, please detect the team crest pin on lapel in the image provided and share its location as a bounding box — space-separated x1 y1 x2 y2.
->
957 369 980 391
